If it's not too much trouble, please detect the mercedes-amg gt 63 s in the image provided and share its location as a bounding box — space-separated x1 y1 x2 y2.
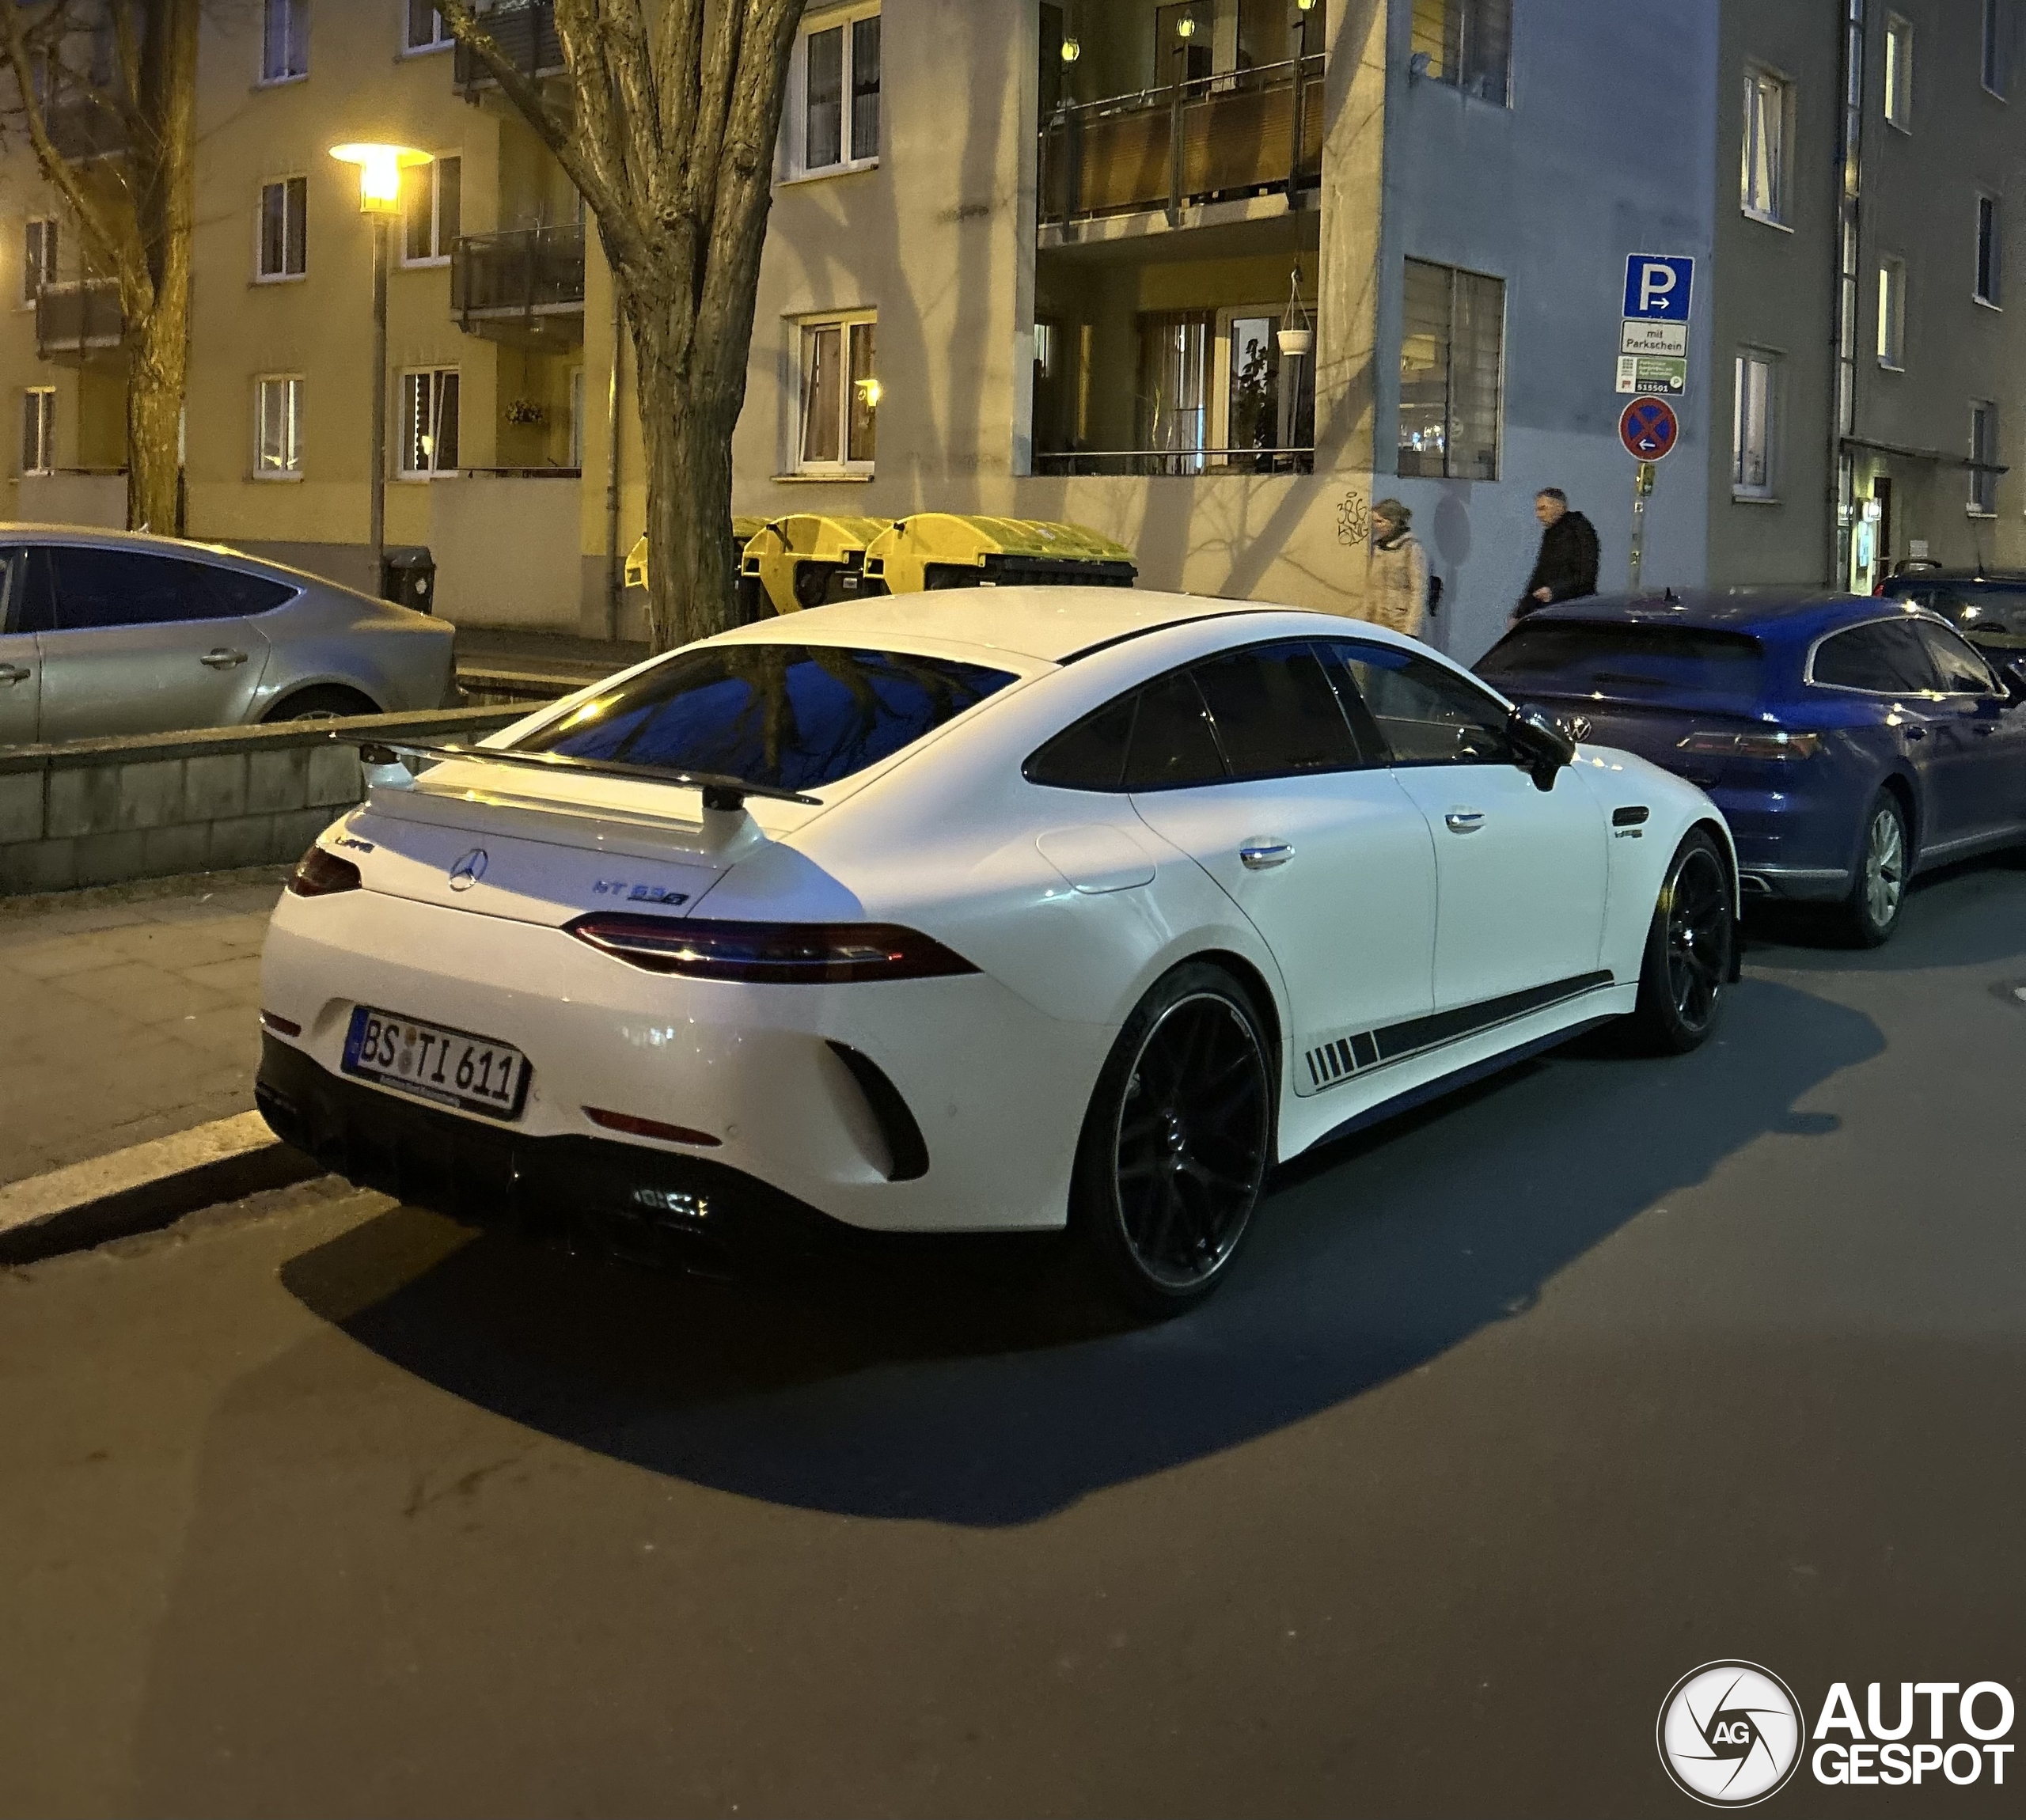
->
257 589 1736 1313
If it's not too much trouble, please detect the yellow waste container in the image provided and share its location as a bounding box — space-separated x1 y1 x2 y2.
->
624 518 768 621
863 514 1136 595
739 514 890 614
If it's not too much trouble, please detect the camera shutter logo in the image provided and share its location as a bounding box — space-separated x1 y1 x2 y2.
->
448 847 488 892
1657 1661 1803 1807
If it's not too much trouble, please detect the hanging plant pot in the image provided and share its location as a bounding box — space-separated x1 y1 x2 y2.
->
1277 327 1314 358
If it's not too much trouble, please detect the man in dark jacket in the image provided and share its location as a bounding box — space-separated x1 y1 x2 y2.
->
1515 488 1599 619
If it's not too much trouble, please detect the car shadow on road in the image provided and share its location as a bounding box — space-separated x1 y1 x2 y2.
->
1745 853 2026 973
281 976 1880 1527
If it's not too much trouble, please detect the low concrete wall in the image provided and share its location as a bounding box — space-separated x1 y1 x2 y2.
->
431 476 582 631
16 472 127 529
0 703 529 896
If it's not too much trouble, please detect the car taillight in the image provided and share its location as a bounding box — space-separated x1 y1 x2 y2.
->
1678 730 1822 760
567 914 980 983
286 844 362 896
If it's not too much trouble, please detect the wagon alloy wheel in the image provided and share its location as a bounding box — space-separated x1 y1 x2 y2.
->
1663 846 1730 1035
1110 992 1270 1292
1863 803 1906 930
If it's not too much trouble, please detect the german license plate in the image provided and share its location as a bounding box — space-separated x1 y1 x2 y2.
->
342 1006 530 1120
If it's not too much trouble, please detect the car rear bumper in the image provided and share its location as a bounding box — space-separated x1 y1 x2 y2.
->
256 1033 850 1274
1733 863 1852 903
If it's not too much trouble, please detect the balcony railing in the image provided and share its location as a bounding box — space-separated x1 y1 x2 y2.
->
36 279 123 360
46 98 127 161
1033 446 1315 478
1040 55 1323 228
451 225 586 324
453 0 566 91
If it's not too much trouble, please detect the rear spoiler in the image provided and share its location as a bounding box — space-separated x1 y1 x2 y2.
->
344 737 821 811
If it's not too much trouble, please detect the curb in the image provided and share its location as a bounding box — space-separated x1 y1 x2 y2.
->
0 1113 323 1266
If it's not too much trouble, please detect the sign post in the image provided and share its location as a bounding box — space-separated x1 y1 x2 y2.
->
1616 256 1694 593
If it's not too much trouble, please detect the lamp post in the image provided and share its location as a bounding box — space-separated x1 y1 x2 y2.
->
330 142 431 590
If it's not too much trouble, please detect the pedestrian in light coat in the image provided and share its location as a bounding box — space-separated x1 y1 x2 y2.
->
1367 498 1432 642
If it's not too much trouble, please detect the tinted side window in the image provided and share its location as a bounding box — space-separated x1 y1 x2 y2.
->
1326 642 1513 765
1951 587 2026 645
1025 693 1136 792
201 567 298 616
1190 642 1364 779
46 548 244 631
1916 620 1998 693
1812 621 1939 692
1123 671 1226 790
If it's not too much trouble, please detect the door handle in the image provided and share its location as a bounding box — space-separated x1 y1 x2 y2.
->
200 647 249 669
1239 840 1295 870
1444 810 1486 833
0 663 28 684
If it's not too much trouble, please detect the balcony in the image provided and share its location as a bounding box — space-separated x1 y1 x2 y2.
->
46 97 127 162
450 225 585 347
1032 446 1312 478
36 279 123 362
1040 55 1322 232
453 0 565 93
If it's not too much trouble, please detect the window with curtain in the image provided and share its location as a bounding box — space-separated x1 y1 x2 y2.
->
21 389 55 476
261 0 309 81
798 313 878 470
794 7 880 176
1884 15 1912 127
400 369 460 475
1733 352 1777 500
257 177 307 279
1877 260 1906 366
1397 259 1503 480
1408 0 1512 106
402 155 461 264
256 376 304 476
1742 67 1788 222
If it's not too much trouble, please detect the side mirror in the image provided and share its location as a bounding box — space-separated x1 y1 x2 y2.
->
2001 659 2026 701
1507 705 1576 791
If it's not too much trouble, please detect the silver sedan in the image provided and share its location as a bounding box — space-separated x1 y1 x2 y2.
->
0 526 456 744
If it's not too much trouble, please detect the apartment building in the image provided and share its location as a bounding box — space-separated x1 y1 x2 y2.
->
2 0 2024 661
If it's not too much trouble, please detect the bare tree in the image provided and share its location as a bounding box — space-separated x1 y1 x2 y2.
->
0 0 199 535
434 0 806 651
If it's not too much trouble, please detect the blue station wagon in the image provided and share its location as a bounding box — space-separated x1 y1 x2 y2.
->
1477 591 2026 945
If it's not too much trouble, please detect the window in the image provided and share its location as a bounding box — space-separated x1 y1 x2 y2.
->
260 0 309 82
400 369 460 475
1326 643 1512 767
255 376 303 476
402 154 461 264
1408 0 1512 106
791 6 879 176
796 313 876 471
1884 14 1912 127
1122 672 1227 791
1915 620 1999 694
1741 67 1788 223
42 548 275 630
1971 400 1999 514
1877 258 1906 366
21 218 56 305
1397 259 1503 480
1976 195 2001 304
20 389 54 476
257 177 307 279
404 0 451 51
1983 0 2009 97
513 645 1016 791
1733 351 1778 500
1190 644 1365 779
1478 624 1767 708
1811 620 1940 692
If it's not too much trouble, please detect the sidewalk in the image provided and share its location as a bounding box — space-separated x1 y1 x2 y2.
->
0 869 286 1186
451 626 649 684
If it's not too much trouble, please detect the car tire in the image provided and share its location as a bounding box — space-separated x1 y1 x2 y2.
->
1069 961 1274 1318
1625 829 1734 1056
264 685 380 723
1838 791 1910 947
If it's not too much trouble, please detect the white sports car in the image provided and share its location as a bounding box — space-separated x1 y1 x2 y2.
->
256 589 1736 1312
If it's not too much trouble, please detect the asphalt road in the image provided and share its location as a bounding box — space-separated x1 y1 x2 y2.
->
5 863 2026 1818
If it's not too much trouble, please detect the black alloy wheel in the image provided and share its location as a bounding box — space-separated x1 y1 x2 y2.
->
1072 963 1273 1316
1627 830 1734 1054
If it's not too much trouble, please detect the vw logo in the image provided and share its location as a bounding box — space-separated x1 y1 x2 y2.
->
1656 1661 1802 1807
447 847 488 892
1566 715 1594 742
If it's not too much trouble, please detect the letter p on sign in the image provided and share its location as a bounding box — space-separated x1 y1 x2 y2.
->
1624 254 1694 323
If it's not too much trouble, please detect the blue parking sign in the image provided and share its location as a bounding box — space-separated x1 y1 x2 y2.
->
1623 255 1695 322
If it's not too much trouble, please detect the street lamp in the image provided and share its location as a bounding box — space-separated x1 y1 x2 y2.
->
330 142 431 589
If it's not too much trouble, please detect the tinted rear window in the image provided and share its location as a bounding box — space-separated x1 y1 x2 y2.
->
514 644 1016 791
1477 622 1766 703
1933 586 2026 646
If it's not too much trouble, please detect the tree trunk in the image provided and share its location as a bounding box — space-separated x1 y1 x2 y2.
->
124 297 184 534
632 318 736 653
